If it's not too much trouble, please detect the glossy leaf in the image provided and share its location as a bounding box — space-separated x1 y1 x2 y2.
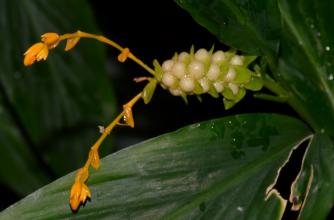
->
0 0 115 193
278 0 334 135
175 0 281 60
0 97 50 195
290 134 334 220
0 114 310 219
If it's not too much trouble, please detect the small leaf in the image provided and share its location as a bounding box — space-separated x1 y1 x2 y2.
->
142 79 157 104
152 59 163 81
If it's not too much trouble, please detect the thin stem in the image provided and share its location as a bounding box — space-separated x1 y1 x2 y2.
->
60 31 156 77
262 74 289 98
83 92 143 170
254 93 288 103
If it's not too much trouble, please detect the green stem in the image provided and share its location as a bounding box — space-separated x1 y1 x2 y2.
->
262 73 318 131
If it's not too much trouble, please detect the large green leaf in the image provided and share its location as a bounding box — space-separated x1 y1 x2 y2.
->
175 0 281 61
176 0 334 136
0 0 115 194
290 134 334 220
0 114 310 219
0 96 50 195
278 0 334 135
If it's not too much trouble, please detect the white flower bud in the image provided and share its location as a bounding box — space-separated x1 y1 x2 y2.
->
225 67 236 82
213 81 224 93
162 59 174 72
189 60 205 79
211 50 225 64
180 76 195 92
230 55 244 66
171 62 186 79
162 72 177 88
195 48 209 62
178 52 190 62
169 88 182 96
198 78 210 93
228 83 239 95
207 63 220 81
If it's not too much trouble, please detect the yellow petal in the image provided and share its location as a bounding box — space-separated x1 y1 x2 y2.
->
65 37 80 51
23 42 46 66
80 183 91 203
36 45 49 61
24 42 44 56
69 182 82 211
41 32 60 47
24 53 37 66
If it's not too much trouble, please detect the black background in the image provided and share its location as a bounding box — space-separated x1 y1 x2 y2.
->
1 1 316 219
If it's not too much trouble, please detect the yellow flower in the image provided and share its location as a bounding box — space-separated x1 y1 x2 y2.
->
23 42 49 66
69 182 91 211
41 32 60 48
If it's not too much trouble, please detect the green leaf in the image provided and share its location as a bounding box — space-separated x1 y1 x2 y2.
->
0 0 115 193
0 114 310 219
0 97 50 195
142 79 157 104
278 0 334 135
175 0 281 60
290 134 334 220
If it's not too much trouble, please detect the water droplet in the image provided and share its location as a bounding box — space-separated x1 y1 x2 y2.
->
325 46 331 51
237 206 244 212
190 123 200 129
328 74 334 81
320 128 325 133
232 138 236 142
228 121 232 125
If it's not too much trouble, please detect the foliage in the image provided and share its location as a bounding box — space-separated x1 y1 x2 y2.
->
1 0 334 219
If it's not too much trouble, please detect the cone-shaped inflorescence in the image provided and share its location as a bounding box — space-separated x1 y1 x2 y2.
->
153 47 263 109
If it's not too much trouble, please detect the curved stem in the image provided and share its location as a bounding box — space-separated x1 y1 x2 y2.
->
84 92 142 169
60 31 156 77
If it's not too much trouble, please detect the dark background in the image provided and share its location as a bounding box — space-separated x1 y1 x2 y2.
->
1 0 306 217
